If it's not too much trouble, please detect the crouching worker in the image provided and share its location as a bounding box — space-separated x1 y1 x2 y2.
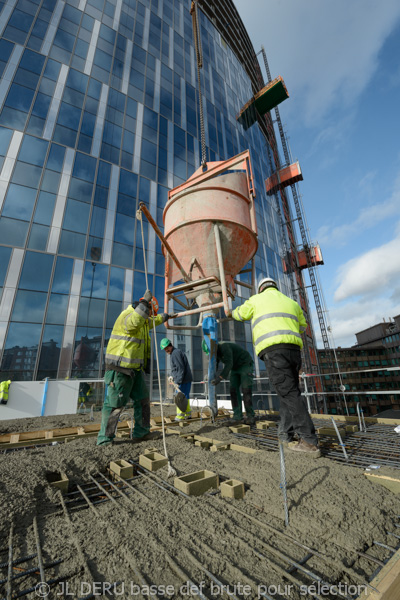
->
160 338 192 421
204 341 255 425
97 290 169 446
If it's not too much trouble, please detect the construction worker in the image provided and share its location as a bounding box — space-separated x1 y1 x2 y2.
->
160 338 192 421
97 290 169 446
0 380 11 405
204 341 255 425
232 277 320 457
78 382 92 407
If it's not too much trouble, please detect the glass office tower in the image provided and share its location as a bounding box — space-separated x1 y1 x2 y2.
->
0 0 293 394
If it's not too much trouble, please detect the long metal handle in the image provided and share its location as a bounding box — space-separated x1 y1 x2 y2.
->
214 223 231 317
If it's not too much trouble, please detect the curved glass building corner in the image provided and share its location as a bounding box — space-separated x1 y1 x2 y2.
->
0 0 299 402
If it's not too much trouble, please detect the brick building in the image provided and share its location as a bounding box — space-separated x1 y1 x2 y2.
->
318 315 400 416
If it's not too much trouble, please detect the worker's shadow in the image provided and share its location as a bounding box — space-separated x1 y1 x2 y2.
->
287 466 330 509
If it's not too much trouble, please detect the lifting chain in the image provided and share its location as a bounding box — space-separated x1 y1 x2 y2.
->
190 1 207 168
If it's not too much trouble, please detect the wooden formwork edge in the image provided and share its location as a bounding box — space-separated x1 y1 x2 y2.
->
262 411 400 427
0 413 226 449
358 546 400 599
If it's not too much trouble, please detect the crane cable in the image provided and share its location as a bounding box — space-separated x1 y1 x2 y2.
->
136 208 176 478
191 1 207 168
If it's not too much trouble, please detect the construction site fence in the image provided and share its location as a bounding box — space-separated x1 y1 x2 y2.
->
1 366 399 421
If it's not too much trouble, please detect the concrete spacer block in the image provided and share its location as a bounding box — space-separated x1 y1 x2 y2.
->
256 422 270 430
230 443 257 454
191 411 200 419
144 447 158 454
178 421 190 428
220 479 245 499
195 440 212 448
110 459 133 480
345 424 358 433
166 428 180 435
174 470 219 496
210 443 230 452
194 435 214 443
139 452 168 472
230 424 250 434
46 471 69 493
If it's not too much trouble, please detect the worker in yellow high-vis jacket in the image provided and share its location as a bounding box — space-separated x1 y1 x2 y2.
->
232 277 320 457
0 380 11 405
97 290 169 446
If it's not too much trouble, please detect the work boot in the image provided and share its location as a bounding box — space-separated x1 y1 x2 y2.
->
131 431 162 443
242 388 255 424
288 439 321 458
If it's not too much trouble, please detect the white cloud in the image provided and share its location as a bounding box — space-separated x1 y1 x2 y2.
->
233 0 400 127
314 296 400 348
316 172 400 246
334 222 400 301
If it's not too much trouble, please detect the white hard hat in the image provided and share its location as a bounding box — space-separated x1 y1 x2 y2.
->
258 277 278 293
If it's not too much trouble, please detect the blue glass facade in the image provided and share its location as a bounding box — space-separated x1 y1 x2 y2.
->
0 0 291 389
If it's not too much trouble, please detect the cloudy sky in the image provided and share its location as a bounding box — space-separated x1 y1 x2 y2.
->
233 0 400 347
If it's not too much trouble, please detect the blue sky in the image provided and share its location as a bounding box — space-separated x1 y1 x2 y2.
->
233 0 400 347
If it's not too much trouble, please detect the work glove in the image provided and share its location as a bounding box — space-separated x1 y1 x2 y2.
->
143 289 152 303
168 376 174 385
161 313 170 323
210 375 222 386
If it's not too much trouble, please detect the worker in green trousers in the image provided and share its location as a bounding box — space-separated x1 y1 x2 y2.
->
204 341 255 425
97 290 169 446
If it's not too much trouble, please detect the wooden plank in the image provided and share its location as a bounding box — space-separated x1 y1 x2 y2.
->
364 473 400 495
359 547 400 599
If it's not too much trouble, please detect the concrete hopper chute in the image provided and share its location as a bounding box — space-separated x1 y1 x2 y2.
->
265 160 303 196
138 151 258 324
237 76 289 130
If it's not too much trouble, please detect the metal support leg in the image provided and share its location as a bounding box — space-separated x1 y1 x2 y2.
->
203 314 218 417
214 223 232 317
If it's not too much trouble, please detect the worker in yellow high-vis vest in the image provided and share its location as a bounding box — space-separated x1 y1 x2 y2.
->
97 290 169 446
0 380 11 405
232 277 320 458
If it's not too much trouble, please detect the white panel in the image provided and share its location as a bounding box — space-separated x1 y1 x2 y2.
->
142 7 150 50
168 119 173 188
181 77 186 129
0 44 23 110
65 295 80 326
91 83 109 157
169 31 174 70
133 103 143 173
112 0 122 29
123 269 133 309
154 58 161 113
70 259 84 295
46 148 74 252
0 0 17 36
43 64 69 140
121 39 133 95
4 247 24 289
40 0 65 55
0 130 23 210
84 19 101 75
0 380 80 420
